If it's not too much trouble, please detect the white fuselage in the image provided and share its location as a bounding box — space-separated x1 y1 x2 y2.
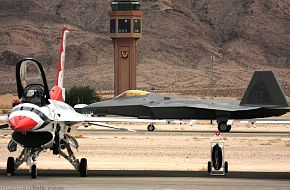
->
8 100 77 149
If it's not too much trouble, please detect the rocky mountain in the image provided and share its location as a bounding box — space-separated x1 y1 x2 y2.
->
0 0 289 97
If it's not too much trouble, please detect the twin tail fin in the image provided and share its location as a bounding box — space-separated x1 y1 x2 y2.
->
240 71 289 108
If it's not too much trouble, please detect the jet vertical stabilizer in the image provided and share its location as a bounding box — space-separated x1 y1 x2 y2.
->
240 71 289 108
50 26 69 102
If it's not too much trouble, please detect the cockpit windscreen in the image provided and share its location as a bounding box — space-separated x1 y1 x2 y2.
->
20 60 44 89
16 59 50 106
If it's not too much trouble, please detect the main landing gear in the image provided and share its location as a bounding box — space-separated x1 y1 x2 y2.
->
6 157 15 177
55 134 88 177
218 122 231 132
6 147 42 179
147 123 155 132
6 134 88 178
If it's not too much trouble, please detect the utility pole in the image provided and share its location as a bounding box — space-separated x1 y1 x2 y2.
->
209 55 215 125
210 55 215 98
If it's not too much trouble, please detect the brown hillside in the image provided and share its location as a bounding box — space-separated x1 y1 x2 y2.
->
0 0 289 97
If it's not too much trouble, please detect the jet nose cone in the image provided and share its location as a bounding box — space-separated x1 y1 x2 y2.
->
9 116 38 132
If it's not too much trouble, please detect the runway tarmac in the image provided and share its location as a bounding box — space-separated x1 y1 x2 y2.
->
78 129 290 137
1 126 290 189
0 170 290 190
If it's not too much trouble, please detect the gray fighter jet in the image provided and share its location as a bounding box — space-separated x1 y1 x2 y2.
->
85 71 290 132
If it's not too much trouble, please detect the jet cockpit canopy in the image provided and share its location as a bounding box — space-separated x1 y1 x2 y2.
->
16 58 50 106
115 90 150 99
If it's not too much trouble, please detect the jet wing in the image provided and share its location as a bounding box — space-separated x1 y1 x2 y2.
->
49 100 167 132
59 110 165 132
55 106 167 123
88 122 136 132
63 112 167 124
148 99 260 112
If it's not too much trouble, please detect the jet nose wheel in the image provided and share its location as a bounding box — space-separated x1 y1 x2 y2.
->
147 124 155 132
218 123 231 132
31 164 37 179
79 158 88 177
6 157 15 176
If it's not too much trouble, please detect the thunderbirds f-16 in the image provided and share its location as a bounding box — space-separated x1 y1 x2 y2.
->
0 27 160 178
85 71 290 132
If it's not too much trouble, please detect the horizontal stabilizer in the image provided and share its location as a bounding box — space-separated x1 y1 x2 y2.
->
240 71 289 107
88 122 135 132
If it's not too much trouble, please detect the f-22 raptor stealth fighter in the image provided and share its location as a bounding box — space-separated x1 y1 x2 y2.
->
85 71 290 132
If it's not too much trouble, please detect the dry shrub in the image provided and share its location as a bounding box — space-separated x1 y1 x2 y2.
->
286 141 290 147
260 142 271 146
75 134 86 139
1 109 10 114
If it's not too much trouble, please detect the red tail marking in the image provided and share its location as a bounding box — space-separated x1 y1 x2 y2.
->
51 26 69 102
56 26 69 87
50 86 64 102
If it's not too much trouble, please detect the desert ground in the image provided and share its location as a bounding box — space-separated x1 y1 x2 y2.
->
0 122 289 173
0 94 290 173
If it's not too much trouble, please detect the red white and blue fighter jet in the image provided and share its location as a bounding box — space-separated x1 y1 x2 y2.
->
0 26 159 178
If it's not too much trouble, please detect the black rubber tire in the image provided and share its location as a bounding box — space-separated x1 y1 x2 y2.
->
6 157 15 176
52 144 60 155
147 124 155 132
218 123 230 133
225 125 232 132
212 144 223 170
224 161 229 173
31 164 37 179
79 158 88 177
207 161 212 173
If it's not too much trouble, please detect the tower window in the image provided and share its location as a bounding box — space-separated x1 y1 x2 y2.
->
110 19 116 33
118 19 131 33
134 19 141 33
111 2 141 11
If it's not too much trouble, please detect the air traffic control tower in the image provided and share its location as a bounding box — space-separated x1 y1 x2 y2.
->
109 0 143 96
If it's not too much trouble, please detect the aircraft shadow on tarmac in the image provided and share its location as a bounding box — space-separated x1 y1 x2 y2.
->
0 169 289 180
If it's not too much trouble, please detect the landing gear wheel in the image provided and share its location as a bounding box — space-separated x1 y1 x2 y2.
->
225 125 231 132
79 158 88 177
218 123 231 132
52 144 60 155
6 157 15 176
147 124 155 132
224 161 228 173
207 161 212 173
31 164 37 179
